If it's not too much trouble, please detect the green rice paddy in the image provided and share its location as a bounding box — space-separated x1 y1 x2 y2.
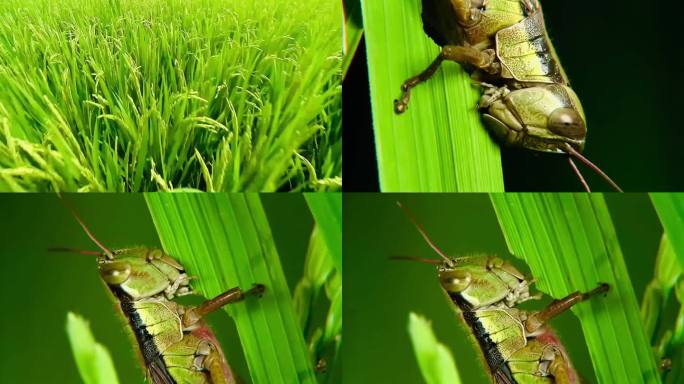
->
0 0 342 191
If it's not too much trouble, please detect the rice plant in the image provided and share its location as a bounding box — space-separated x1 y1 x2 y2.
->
0 0 342 191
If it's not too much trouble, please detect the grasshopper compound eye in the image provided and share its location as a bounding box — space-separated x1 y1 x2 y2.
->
99 261 132 285
548 107 586 139
439 271 472 293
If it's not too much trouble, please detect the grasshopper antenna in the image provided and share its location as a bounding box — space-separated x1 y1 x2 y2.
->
396 201 454 267
57 195 114 259
564 143 623 192
568 157 591 192
47 247 102 256
390 255 442 265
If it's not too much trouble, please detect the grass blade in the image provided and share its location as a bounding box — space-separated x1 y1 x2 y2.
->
343 0 363 77
490 193 660 383
642 234 681 344
651 194 684 270
303 193 342 383
408 312 462 384
304 193 342 273
360 0 503 192
145 194 316 384
66 312 120 384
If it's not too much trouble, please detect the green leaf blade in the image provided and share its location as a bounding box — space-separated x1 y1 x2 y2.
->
490 193 660 384
361 0 503 192
304 193 342 273
408 312 462 384
650 194 684 270
145 194 316 384
66 312 120 384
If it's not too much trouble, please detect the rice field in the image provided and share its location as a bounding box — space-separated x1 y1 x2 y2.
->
0 0 342 191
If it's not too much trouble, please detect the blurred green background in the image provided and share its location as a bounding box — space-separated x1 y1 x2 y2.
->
0 194 314 383
344 193 663 383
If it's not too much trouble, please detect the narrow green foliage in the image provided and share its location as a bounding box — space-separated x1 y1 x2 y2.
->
651 194 684 270
408 312 462 384
642 234 684 384
304 193 342 272
145 194 316 384
343 0 363 77
490 193 660 383
0 0 341 192
294 228 333 329
642 234 682 343
298 194 342 383
66 312 120 384
360 0 503 192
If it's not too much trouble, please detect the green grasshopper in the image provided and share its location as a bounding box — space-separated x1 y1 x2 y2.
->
394 0 621 192
396 202 609 383
54 202 264 384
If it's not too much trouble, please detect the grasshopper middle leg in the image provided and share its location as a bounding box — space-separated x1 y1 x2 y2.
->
394 45 496 114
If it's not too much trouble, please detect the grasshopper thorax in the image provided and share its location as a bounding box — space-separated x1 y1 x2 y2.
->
98 247 192 301
438 256 532 310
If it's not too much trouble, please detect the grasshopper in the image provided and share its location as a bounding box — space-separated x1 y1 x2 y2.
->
396 202 609 383
394 0 621 192
54 201 264 384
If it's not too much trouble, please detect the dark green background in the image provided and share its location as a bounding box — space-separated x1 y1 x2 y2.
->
0 194 314 383
344 193 663 383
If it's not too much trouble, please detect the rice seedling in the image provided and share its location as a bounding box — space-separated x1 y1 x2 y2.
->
0 0 341 191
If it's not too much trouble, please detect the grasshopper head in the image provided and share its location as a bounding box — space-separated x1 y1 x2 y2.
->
438 256 532 309
394 202 534 310
482 84 586 154
57 197 193 300
98 247 192 300
482 84 622 191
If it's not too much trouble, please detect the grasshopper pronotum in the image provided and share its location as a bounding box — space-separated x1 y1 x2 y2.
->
396 202 609 383
53 200 264 384
395 0 621 192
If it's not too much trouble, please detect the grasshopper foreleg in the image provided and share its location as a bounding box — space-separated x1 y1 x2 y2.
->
394 45 496 114
525 283 609 333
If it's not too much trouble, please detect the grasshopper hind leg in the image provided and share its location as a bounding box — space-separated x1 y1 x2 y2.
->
525 283 609 333
182 284 266 329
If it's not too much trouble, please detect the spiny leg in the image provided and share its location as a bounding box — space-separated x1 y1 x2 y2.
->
546 347 572 384
203 344 237 384
394 45 495 114
525 283 609 333
183 284 265 328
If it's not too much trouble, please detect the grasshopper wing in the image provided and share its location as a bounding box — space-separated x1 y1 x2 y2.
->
494 369 516 384
148 359 175 384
